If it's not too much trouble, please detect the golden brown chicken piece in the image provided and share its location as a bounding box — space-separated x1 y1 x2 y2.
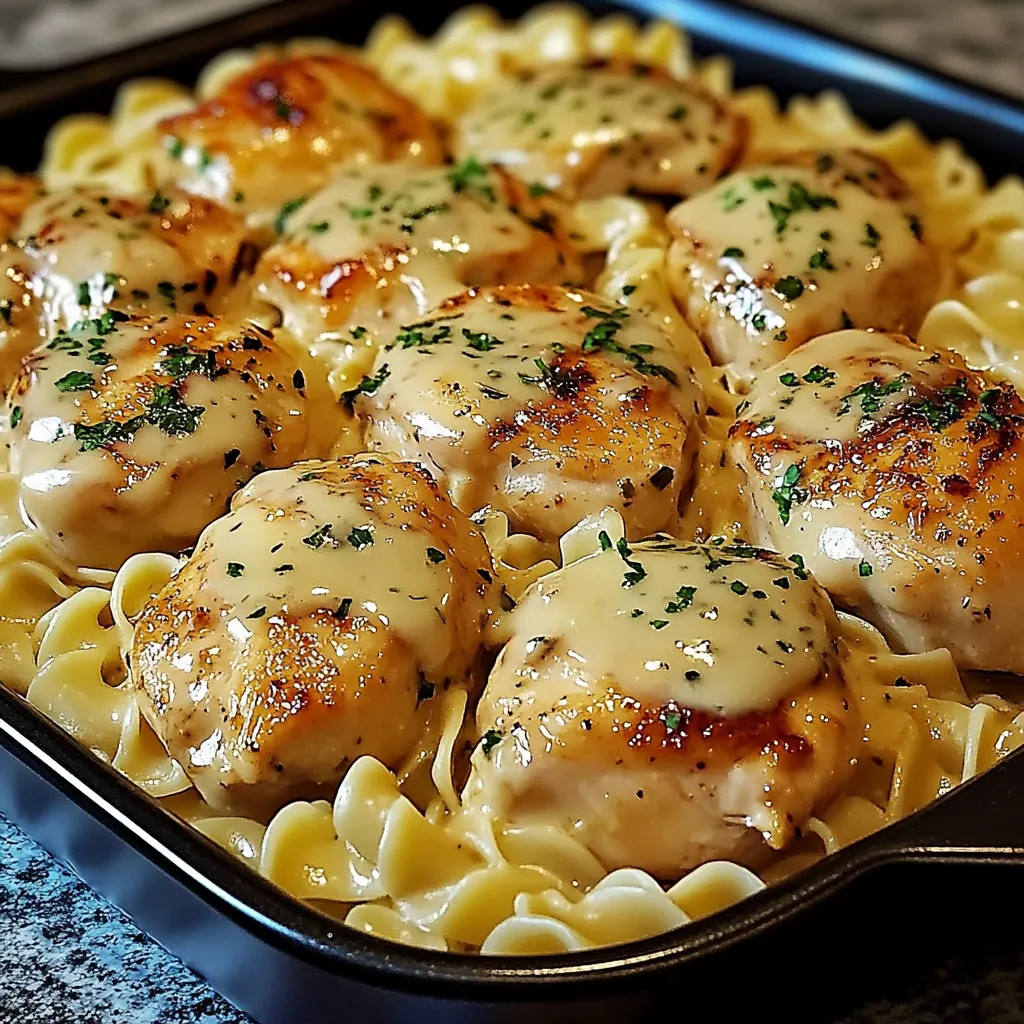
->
667 150 943 381
6 312 326 570
0 185 253 384
352 284 705 544
155 51 444 221
132 455 498 816
452 59 746 200
0 172 40 240
729 329 1024 671
250 160 581 350
464 538 852 877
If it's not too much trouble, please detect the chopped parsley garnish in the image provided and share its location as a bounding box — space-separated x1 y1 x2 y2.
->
462 328 501 351
909 379 971 430
157 281 177 307
578 305 678 384
772 463 808 525
730 580 748 594
839 373 910 417
650 619 669 630
303 524 335 549
722 246 745 259
447 156 495 201
862 222 882 247
9 406 21 429
665 584 697 613
976 388 1004 429
164 135 185 160
395 323 452 348
788 553 810 580
348 526 374 550
54 371 95 392
147 385 204 436
148 190 170 214
226 562 244 578
334 597 353 620
597 530 646 588
426 547 446 565
776 640 794 653
274 196 309 234
751 175 775 191
417 679 435 704
528 182 550 197
768 180 838 236
779 372 800 388
804 365 836 386
160 344 216 380
480 729 503 756
664 711 682 732
247 607 266 619
774 276 804 302
907 214 923 241
308 221 330 233
858 561 873 577
340 364 390 408
808 248 835 272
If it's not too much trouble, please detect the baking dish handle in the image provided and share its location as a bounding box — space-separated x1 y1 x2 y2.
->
869 747 1024 865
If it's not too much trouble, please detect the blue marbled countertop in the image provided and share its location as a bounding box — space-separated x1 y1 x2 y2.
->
1 1 1023 1021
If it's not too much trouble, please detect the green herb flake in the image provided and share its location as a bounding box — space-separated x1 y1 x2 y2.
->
54 371 95 392
148 190 171 214
480 729 503 756
9 406 22 429
730 580 748 595
771 463 808 525
774 276 804 302
650 619 669 630
303 524 335 549
858 560 873 577
722 246 745 259
340 364 391 408
226 562 245 578
348 526 374 550
862 222 882 247
426 547 446 565
779 372 800 388
274 196 309 234
803 364 836 387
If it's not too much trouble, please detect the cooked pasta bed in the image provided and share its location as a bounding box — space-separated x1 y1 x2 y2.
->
1 2 1023 957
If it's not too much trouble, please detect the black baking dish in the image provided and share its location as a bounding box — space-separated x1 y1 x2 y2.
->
2 2 1024 1021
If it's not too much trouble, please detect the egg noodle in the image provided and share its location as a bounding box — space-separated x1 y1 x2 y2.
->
0 2 1021 955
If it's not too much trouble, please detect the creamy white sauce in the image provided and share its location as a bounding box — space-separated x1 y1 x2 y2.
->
494 538 836 717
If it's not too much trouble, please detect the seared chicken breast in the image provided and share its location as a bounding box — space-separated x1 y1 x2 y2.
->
155 51 443 221
0 185 252 382
464 538 851 877
729 329 1024 672
6 313 320 570
453 59 746 200
132 455 497 815
251 161 581 348
353 284 705 544
667 150 942 381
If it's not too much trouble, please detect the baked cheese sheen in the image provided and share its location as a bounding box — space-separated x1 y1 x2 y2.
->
358 284 703 543
132 455 497 815
499 539 834 716
453 60 745 199
467 538 850 876
252 161 577 346
667 150 942 379
6 313 317 570
730 328 1024 673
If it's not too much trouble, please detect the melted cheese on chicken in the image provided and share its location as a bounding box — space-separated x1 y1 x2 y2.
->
729 329 1024 672
667 150 942 381
354 284 704 544
6 313 325 570
0 186 253 384
453 60 746 200
155 52 443 222
251 161 581 349
464 539 851 877
132 455 497 815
